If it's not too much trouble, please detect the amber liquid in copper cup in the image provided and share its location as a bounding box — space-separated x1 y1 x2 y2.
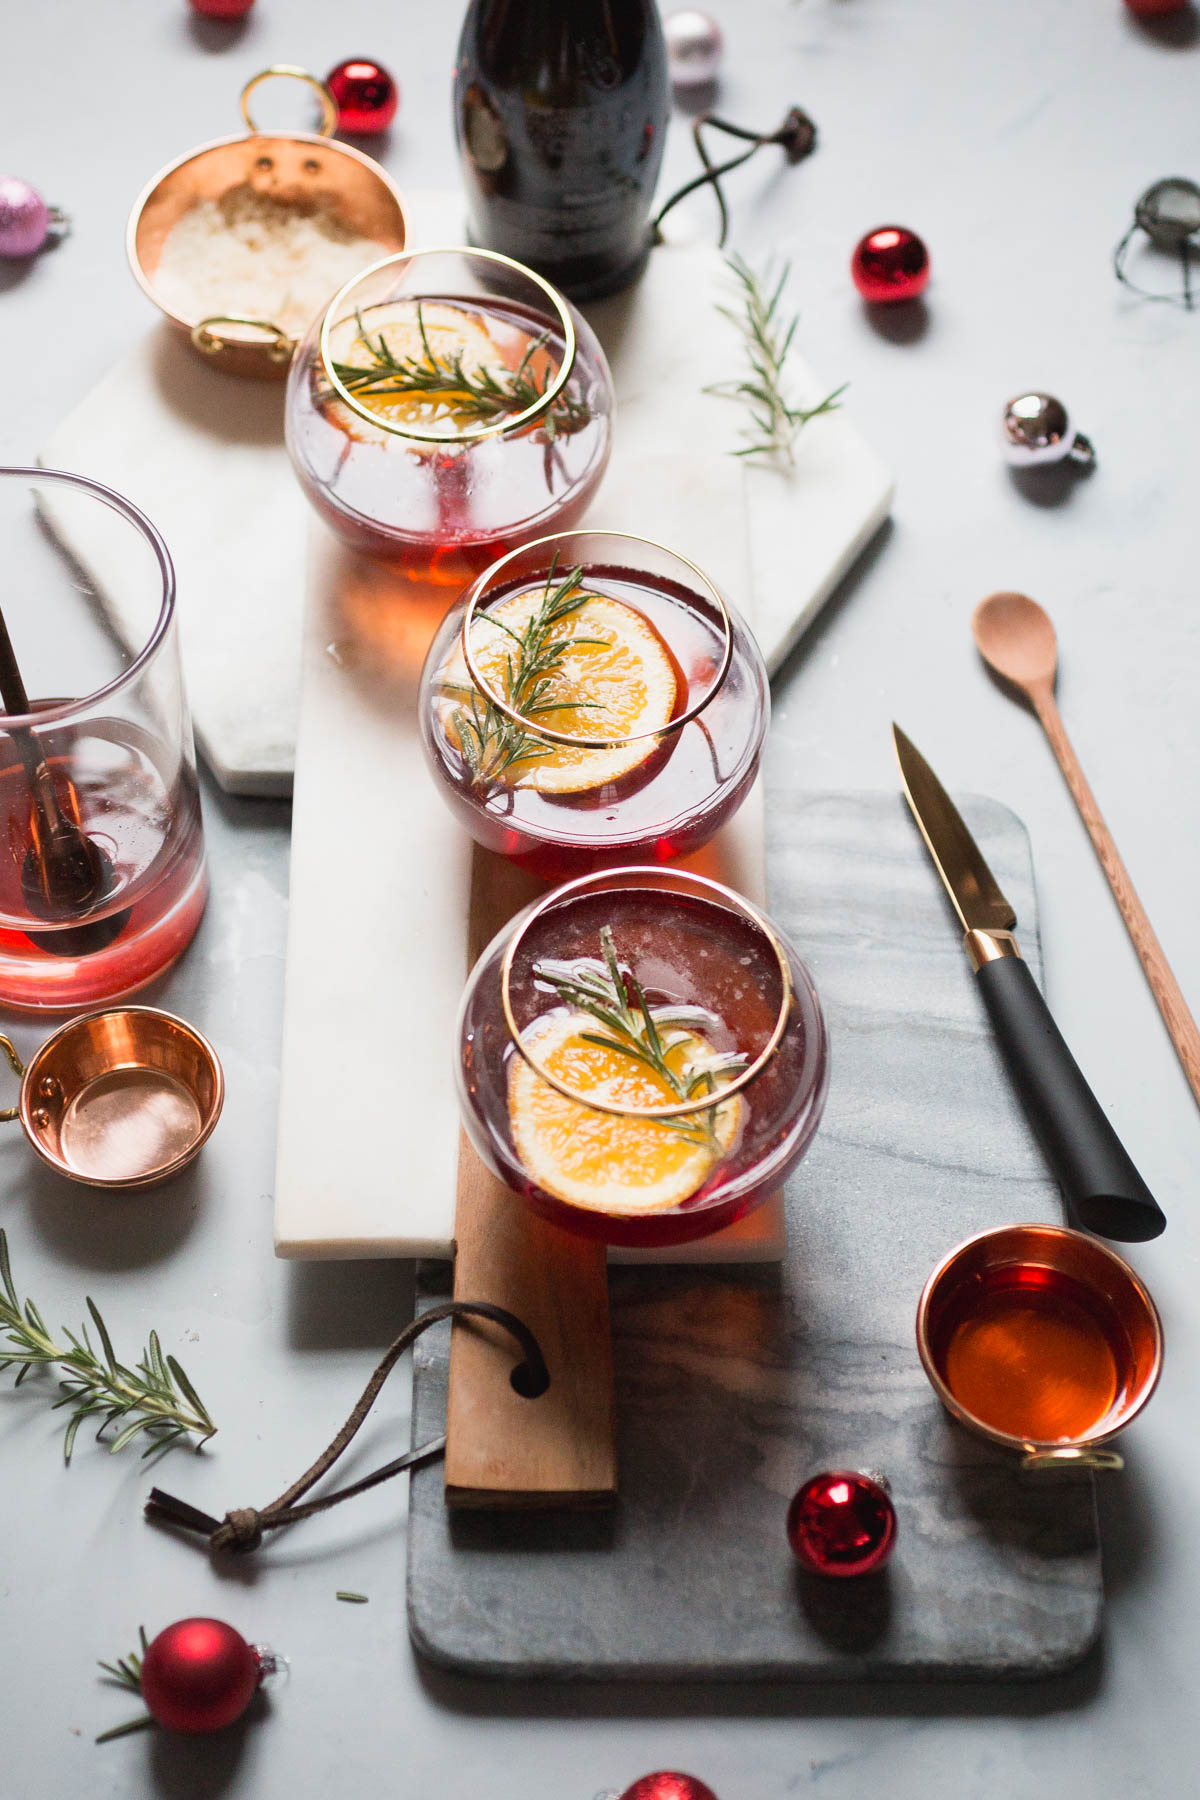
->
916 1224 1162 1472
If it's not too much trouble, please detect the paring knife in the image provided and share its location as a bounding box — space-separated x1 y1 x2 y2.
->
893 724 1166 1243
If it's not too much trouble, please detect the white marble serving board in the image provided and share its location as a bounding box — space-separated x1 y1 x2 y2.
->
273 458 785 1264
36 189 892 797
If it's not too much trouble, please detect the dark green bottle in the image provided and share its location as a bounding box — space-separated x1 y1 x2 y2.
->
454 0 670 302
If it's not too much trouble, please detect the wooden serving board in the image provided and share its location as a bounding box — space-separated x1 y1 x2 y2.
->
406 790 1103 1682
444 853 616 1508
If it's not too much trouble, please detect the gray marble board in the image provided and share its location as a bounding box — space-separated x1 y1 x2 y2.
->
406 790 1102 1682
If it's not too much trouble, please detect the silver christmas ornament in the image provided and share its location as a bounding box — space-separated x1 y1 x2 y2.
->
664 10 723 87
1114 177 1200 308
1001 393 1095 471
1134 177 1200 251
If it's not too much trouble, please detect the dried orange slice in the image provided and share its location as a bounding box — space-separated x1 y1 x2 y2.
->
508 1011 742 1215
325 300 509 436
442 585 678 793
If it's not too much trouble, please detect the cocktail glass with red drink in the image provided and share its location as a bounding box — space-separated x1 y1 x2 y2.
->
284 247 614 586
457 865 828 1248
0 468 207 1010
418 530 770 880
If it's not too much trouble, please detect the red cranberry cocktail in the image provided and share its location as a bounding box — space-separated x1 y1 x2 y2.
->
284 248 614 587
419 531 770 879
457 866 828 1248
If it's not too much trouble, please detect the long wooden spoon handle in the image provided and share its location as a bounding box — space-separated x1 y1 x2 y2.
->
1032 682 1200 1105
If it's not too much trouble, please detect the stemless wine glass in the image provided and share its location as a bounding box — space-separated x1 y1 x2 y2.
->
418 530 770 880
284 247 614 586
457 866 829 1248
0 468 207 1010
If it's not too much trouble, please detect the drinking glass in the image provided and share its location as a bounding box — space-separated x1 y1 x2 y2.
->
419 530 770 879
284 247 614 586
0 468 207 1010
457 865 829 1247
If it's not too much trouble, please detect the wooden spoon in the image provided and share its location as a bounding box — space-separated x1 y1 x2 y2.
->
973 590 1200 1109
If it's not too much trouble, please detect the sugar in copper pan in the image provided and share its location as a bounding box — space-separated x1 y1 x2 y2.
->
126 65 408 379
0 1008 223 1190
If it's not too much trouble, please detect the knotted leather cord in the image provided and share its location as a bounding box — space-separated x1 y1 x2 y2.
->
144 1301 548 1553
653 107 818 248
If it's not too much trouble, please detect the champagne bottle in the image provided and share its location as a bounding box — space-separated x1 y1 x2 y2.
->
454 0 670 302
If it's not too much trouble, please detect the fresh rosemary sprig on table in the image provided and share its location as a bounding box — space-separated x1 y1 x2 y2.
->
533 927 748 1152
96 1628 155 1744
331 304 591 440
443 561 608 785
707 253 846 463
0 1229 216 1463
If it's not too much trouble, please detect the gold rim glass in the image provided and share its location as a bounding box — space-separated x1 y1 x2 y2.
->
459 530 735 751
500 866 794 1119
319 246 579 445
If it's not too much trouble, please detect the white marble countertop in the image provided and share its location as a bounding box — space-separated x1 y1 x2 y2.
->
2 1 1198 1795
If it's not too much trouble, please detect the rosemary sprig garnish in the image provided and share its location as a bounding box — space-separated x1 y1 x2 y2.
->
533 927 748 1152
96 1627 155 1744
444 561 609 786
707 253 846 463
0 1229 216 1463
331 303 591 440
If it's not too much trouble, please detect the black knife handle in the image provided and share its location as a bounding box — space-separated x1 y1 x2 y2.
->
975 954 1166 1242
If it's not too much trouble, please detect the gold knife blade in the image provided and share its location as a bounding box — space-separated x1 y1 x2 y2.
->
892 724 1017 937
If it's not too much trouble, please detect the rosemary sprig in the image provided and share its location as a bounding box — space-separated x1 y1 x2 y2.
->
445 561 609 786
97 1627 155 1744
707 253 846 463
331 303 591 441
0 1229 216 1463
533 927 748 1152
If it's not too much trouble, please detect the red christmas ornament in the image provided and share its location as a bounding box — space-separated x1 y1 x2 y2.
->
140 1618 262 1734
327 59 400 135
851 226 929 304
188 0 256 18
1123 0 1189 15
786 1471 897 1577
619 1777 720 1800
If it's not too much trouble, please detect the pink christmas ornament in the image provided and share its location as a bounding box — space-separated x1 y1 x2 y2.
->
0 178 67 258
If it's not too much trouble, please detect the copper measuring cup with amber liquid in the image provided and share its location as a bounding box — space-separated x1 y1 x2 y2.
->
126 65 408 378
0 1007 223 1190
916 1224 1162 1473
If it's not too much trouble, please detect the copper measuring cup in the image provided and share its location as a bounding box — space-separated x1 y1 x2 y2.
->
0 1007 223 1190
126 65 408 378
916 1223 1162 1474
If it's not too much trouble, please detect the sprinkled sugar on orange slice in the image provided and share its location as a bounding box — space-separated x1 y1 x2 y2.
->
508 1011 741 1215
442 585 678 793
